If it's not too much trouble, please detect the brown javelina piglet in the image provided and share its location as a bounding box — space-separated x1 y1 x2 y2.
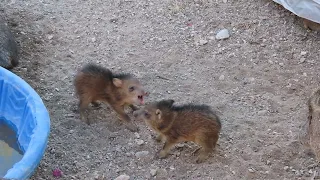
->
133 99 221 163
74 63 148 132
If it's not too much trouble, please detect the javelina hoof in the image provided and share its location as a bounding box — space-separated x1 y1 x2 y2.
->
158 150 169 159
125 122 139 132
155 134 164 143
91 102 102 110
0 18 19 69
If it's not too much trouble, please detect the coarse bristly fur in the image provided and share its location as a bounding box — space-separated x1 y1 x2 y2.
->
133 99 221 163
307 89 320 162
74 63 148 132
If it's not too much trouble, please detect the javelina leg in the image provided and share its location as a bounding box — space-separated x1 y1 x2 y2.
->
129 104 139 111
91 101 101 109
111 105 139 132
156 133 165 143
159 138 176 158
195 136 214 163
79 98 91 124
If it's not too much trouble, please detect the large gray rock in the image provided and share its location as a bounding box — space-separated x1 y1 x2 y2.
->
0 18 18 69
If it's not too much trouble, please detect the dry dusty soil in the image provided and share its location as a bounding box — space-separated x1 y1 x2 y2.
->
2 0 320 179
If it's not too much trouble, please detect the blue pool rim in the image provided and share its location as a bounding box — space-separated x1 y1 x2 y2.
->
0 67 50 179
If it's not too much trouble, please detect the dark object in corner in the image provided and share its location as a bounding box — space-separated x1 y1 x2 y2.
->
302 18 320 31
0 18 19 69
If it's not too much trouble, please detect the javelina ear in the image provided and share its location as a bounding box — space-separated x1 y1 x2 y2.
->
156 109 162 119
113 78 123 87
165 99 174 107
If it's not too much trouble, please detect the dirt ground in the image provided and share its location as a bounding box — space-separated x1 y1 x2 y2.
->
2 0 320 179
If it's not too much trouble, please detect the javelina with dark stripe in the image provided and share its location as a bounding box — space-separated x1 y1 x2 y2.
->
74 63 148 132
133 99 221 163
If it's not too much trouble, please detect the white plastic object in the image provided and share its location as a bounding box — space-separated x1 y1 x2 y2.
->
273 0 320 23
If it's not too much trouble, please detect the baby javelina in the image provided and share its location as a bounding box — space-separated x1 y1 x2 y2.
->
74 63 147 132
133 99 221 163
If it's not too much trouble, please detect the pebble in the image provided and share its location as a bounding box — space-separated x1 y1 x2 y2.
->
91 37 96 42
248 168 255 173
135 139 144 145
299 58 306 64
216 29 230 40
47 34 54 40
279 62 284 66
300 51 307 56
223 0 228 3
266 160 271 165
135 151 149 158
134 132 140 139
150 169 157 176
218 75 225 80
199 39 208 46
114 174 130 180
284 166 289 171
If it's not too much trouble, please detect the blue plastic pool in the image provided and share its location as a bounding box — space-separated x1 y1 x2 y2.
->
0 67 50 179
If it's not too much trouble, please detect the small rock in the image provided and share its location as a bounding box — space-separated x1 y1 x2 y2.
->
199 39 208 45
134 132 140 139
135 139 144 145
284 166 289 171
110 18 118 23
47 34 54 40
248 168 255 173
301 51 307 56
135 151 149 158
309 169 313 174
91 37 96 42
266 160 271 165
222 0 227 3
303 72 307 76
150 169 157 176
216 29 230 40
279 62 284 66
218 75 225 80
114 174 130 180
299 58 306 63
208 36 215 40
176 144 185 148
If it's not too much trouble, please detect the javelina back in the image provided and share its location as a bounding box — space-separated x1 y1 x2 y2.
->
134 99 221 163
74 63 147 132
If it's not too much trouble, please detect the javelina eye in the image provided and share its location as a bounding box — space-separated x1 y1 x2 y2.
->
129 86 135 92
144 111 150 118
